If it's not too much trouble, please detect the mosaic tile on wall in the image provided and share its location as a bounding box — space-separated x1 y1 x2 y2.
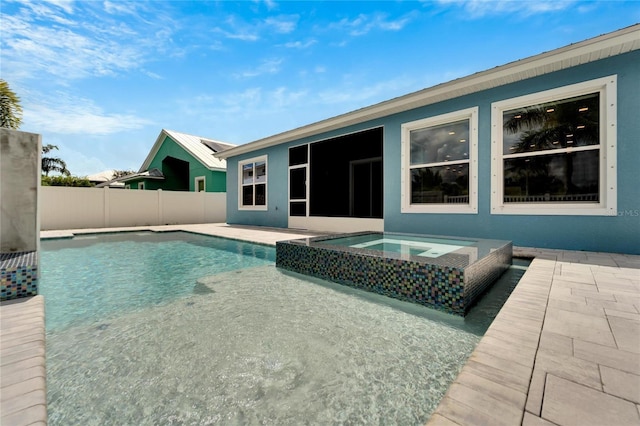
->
1 251 39 301
276 233 511 316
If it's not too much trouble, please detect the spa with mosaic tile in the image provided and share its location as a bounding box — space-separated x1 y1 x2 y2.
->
276 232 512 316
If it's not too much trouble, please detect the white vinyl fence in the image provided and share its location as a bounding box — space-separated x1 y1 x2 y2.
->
41 186 226 230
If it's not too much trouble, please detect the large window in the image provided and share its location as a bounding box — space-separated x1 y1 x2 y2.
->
239 156 267 210
491 76 617 215
401 107 478 214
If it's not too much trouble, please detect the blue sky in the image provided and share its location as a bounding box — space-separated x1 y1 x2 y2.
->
2 0 639 177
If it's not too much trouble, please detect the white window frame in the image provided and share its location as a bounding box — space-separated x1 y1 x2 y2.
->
288 143 310 217
491 75 617 216
238 155 268 211
139 182 145 190
401 107 479 214
195 176 206 192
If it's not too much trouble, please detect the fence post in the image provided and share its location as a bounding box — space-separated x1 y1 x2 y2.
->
158 189 163 225
201 190 206 223
103 186 110 228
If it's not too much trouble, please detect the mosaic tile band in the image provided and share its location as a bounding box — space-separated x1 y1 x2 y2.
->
1 251 39 301
276 238 511 316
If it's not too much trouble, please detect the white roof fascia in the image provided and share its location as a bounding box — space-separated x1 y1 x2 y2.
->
215 24 640 160
139 129 234 173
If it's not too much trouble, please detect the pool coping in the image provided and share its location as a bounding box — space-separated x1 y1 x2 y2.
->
0 295 47 426
4 224 639 425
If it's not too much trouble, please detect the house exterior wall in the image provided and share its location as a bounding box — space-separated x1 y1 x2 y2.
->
140 136 226 192
226 144 290 228
226 51 640 254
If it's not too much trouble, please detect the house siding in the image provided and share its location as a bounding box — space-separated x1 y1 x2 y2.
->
226 51 640 254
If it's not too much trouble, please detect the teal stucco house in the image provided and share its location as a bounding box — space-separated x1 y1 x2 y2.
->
121 129 235 192
216 25 640 254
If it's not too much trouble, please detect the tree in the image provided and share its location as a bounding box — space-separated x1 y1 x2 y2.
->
42 144 71 176
0 79 23 129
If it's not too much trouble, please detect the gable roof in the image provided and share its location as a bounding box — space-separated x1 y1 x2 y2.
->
139 129 236 172
216 24 640 160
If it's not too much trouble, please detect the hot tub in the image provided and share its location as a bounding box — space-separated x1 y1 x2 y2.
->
276 232 512 316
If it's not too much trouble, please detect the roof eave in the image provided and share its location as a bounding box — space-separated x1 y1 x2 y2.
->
215 24 640 160
138 129 170 173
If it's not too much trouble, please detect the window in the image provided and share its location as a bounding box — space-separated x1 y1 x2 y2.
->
239 156 267 210
289 145 308 217
195 176 206 192
401 107 478 214
491 75 616 216
139 182 145 190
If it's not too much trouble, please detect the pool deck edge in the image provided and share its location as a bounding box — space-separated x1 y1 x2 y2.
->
0 295 47 426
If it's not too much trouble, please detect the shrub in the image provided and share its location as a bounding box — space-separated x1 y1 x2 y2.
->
41 175 94 187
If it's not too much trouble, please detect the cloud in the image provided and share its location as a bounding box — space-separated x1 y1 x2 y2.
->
216 15 260 41
269 87 309 108
40 0 74 14
234 58 283 78
142 70 163 80
24 93 153 135
436 0 576 18
283 39 317 49
103 0 139 15
264 15 298 34
314 75 422 111
330 12 415 37
1 1 176 83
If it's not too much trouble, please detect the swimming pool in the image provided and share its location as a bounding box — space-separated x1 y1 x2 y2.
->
40 231 526 425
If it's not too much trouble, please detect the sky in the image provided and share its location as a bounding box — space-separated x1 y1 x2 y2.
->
2 0 639 177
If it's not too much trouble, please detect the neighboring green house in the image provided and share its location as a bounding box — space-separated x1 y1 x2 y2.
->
119 129 235 192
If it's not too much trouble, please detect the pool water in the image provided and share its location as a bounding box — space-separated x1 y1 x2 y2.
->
326 233 474 258
40 232 274 332
40 232 527 425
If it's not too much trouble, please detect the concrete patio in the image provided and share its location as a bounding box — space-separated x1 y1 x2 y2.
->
1 224 639 425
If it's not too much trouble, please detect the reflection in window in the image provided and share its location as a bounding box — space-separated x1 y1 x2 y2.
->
255 161 266 183
242 164 253 185
504 151 599 202
502 92 600 203
411 164 470 204
409 119 471 204
240 157 267 209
